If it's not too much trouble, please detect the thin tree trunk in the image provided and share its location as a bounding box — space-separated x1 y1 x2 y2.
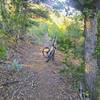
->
84 15 98 99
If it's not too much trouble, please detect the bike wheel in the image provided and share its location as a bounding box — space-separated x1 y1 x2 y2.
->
42 47 50 57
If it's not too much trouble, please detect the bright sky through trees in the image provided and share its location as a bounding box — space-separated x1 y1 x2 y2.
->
58 0 66 2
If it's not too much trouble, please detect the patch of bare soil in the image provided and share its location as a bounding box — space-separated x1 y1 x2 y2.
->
0 42 80 100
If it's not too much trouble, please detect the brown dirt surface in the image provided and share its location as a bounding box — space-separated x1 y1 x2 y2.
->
0 42 80 100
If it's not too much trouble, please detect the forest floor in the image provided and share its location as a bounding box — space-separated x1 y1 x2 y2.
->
0 39 80 100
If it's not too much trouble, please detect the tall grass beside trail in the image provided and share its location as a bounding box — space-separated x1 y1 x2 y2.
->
54 16 85 91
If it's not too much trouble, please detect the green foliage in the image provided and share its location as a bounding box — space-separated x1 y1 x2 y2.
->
48 23 62 38
0 0 28 37
0 0 28 61
28 22 48 44
0 43 7 60
95 11 100 100
57 20 84 58
96 12 100 56
59 63 84 90
60 59 84 80
95 45 100 56
31 8 49 19
27 3 49 19
83 8 94 17
66 23 83 37
57 16 84 91
28 20 39 26
31 23 48 35
39 23 48 33
95 73 100 100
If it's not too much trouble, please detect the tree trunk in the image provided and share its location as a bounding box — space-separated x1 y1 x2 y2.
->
84 14 98 99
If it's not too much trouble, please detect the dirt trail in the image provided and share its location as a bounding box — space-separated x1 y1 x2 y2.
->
18 42 79 100
0 42 79 100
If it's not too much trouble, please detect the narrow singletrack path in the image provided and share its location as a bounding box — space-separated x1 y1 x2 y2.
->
17 42 79 100
0 42 80 100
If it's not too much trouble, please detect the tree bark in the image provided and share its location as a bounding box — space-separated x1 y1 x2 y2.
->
84 14 98 99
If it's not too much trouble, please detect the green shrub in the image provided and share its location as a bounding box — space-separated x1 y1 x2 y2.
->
95 73 100 100
58 16 84 91
0 44 7 60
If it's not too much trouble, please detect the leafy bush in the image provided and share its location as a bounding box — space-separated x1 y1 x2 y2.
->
57 16 84 91
0 43 7 60
96 73 100 100
95 12 100 99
